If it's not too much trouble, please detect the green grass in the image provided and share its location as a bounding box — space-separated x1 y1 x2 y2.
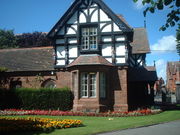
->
3 110 180 135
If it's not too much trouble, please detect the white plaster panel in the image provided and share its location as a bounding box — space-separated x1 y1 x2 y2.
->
116 58 126 64
102 44 112 56
69 59 74 64
100 23 106 29
102 24 112 32
138 59 143 66
116 44 126 56
83 9 88 16
68 38 77 44
100 9 111 21
79 11 87 23
113 23 122 32
91 3 98 7
56 39 64 44
57 27 65 35
102 36 112 42
89 8 95 15
56 46 65 58
66 27 76 35
91 9 98 22
105 58 112 63
72 25 77 31
67 12 77 24
115 36 126 41
56 60 65 66
69 46 78 58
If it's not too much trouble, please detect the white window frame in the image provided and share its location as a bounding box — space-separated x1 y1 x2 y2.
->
81 27 98 51
80 72 96 98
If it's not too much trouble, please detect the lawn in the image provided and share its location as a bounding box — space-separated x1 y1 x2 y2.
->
2 110 180 135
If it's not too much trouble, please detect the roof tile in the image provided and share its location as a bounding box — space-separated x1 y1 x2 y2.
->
131 28 150 54
0 47 54 72
67 54 113 67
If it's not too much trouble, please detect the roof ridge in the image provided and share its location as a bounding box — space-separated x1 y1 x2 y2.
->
0 46 53 52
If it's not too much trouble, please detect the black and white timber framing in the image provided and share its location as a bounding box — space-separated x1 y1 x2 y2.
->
48 0 147 68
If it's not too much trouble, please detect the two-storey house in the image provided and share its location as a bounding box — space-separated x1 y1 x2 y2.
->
0 0 157 112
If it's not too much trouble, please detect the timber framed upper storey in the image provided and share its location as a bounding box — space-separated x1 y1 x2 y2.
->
48 0 134 67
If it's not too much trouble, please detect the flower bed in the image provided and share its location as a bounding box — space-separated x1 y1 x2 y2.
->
0 109 162 117
0 117 83 133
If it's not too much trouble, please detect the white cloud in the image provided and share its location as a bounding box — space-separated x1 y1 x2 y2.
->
133 0 146 9
155 59 167 81
151 35 176 52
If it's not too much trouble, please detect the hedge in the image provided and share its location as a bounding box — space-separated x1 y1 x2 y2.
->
0 88 73 111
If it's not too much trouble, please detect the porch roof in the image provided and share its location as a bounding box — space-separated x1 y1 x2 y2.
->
128 66 157 82
67 54 113 67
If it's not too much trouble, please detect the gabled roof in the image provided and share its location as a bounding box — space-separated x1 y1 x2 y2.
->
128 66 157 82
130 28 150 54
48 0 133 37
67 54 113 67
0 47 54 72
167 61 180 76
116 14 132 29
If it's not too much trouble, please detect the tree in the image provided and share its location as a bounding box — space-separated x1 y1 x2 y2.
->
0 29 18 49
177 24 180 55
133 0 180 55
16 32 51 48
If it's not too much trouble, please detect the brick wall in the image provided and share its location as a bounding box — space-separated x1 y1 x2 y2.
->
0 71 56 89
56 71 71 88
111 67 128 112
166 62 180 93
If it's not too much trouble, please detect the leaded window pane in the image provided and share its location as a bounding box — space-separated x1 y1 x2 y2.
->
89 74 96 97
81 27 97 51
81 73 88 97
80 72 96 98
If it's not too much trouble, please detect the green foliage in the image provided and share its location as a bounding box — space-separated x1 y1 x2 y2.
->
0 88 21 109
135 0 180 31
0 88 73 110
16 32 51 48
0 30 51 49
0 67 8 72
4 111 180 135
134 0 180 55
176 24 180 55
0 29 18 49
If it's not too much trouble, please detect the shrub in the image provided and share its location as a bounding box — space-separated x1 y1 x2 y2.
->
0 88 73 111
0 88 21 109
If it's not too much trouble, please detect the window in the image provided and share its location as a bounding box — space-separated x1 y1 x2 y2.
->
41 79 56 89
81 27 97 50
100 72 106 98
10 81 22 89
81 72 96 98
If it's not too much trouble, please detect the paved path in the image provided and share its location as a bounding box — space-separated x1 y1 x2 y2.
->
97 120 180 135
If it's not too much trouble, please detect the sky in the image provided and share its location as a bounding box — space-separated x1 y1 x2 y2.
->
0 0 179 81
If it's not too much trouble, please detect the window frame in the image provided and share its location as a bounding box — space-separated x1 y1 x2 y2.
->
80 25 99 53
80 72 97 98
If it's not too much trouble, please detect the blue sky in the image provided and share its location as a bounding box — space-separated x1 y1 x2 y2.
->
0 0 179 81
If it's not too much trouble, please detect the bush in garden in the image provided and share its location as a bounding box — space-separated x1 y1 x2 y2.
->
0 87 73 111
0 88 21 109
